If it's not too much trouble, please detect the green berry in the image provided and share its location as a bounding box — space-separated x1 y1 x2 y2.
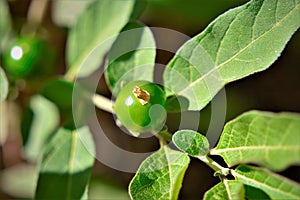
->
114 80 167 135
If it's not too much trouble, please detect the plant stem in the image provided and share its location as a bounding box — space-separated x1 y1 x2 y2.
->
198 155 230 176
27 0 49 25
92 94 114 114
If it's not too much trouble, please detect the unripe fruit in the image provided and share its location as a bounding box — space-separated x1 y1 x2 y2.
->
2 36 53 77
114 80 167 135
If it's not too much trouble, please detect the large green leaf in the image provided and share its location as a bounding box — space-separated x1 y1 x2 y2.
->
172 130 209 157
210 111 300 171
105 21 156 97
203 180 245 200
231 165 300 199
163 0 300 110
35 126 95 199
23 95 60 162
65 0 135 80
0 67 8 101
129 146 190 200
0 0 12 52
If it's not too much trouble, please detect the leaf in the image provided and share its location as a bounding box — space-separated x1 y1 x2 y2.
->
41 78 74 110
129 146 190 200
65 0 135 80
0 164 37 198
244 185 271 200
35 126 95 199
88 178 130 200
0 0 12 52
172 130 209 157
51 0 94 27
23 95 60 162
0 67 8 101
210 110 300 171
105 21 156 97
163 0 300 111
203 180 245 200
231 165 300 199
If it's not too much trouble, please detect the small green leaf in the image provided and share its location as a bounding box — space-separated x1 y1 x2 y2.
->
203 180 245 200
23 95 60 162
0 0 12 52
129 146 190 200
66 0 135 80
0 67 8 101
163 0 300 110
232 165 300 199
211 110 300 171
105 21 156 97
172 130 209 157
35 126 95 199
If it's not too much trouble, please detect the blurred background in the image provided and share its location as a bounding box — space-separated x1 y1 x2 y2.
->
0 0 299 199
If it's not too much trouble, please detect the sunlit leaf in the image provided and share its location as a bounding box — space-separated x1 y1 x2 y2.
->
163 0 300 110
23 95 60 162
35 126 95 199
65 0 135 80
232 165 300 199
211 111 300 171
129 146 190 200
203 180 245 200
105 21 156 97
172 130 209 157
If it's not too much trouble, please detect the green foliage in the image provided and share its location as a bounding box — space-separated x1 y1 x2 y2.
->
172 130 209 157
203 180 245 200
65 0 135 80
129 146 190 200
35 126 95 199
232 165 300 199
105 21 156 97
0 67 8 101
211 111 300 171
22 95 60 162
163 0 300 111
0 0 11 52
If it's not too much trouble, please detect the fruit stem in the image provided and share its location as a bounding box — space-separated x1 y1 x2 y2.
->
92 94 115 114
27 0 49 26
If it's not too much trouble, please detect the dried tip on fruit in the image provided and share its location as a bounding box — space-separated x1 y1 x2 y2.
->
133 86 150 105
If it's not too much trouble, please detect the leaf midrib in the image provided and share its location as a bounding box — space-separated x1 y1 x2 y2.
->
66 131 77 200
177 1 300 96
211 145 300 154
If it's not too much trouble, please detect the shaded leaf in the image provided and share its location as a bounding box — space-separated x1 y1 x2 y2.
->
172 130 209 157
203 180 245 200
35 126 95 199
163 0 300 110
65 0 135 80
23 95 60 162
129 146 190 200
105 21 156 97
211 110 300 171
0 67 8 101
232 165 300 199
244 185 271 200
